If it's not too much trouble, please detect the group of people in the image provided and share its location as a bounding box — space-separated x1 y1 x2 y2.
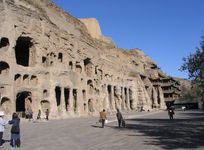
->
99 106 175 128
25 108 33 121
36 109 49 121
99 109 125 128
0 108 50 149
25 109 49 121
0 111 20 149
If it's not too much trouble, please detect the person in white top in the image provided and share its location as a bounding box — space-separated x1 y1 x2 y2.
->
0 111 7 148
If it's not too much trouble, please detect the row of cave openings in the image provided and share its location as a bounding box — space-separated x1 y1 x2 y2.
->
54 86 94 113
42 53 103 79
1 62 39 80
1 72 100 95
0 85 133 116
54 85 133 114
0 91 50 116
108 85 134 110
0 36 95 75
55 85 133 112
14 74 38 86
0 67 38 85
13 88 96 116
1 36 104 79
1 36 122 85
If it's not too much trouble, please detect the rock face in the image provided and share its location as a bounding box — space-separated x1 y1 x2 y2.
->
0 0 178 119
80 18 114 46
80 18 102 40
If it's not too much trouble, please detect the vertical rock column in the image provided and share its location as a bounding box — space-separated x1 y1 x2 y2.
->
49 86 58 118
115 86 122 110
60 87 66 117
31 91 38 115
121 87 126 111
126 88 130 110
130 86 138 110
158 86 166 109
110 85 115 111
152 87 159 108
76 89 83 115
68 88 74 116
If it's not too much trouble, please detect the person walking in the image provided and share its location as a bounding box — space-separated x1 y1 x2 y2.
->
99 109 107 128
116 109 123 128
9 113 21 149
168 107 175 120
0 111 7 148
45 109 49 120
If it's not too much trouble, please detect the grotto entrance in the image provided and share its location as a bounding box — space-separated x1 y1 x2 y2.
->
15 36 33 67
16 91 32 117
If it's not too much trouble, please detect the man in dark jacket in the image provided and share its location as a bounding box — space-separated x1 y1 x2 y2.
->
168 107 175 120
9 113 20 148
116 109 123 127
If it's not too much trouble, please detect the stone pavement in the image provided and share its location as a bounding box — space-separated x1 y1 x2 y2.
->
1 110 204 150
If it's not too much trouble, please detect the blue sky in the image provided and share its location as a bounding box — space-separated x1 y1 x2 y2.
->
52 0 204 79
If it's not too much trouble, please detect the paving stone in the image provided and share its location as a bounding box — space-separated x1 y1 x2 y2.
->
1 110 204 150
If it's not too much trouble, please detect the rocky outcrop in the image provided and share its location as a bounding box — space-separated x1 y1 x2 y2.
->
0 0 172 119
80 18 115 46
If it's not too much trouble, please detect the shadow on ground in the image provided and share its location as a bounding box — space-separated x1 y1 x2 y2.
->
110 112 204 150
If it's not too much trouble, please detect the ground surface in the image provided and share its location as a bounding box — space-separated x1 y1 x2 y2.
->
2 110 204 150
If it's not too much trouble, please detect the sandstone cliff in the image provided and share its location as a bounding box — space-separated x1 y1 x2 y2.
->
0 0 175 118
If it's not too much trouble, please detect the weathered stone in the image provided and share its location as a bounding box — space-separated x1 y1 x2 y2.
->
0 0 182 119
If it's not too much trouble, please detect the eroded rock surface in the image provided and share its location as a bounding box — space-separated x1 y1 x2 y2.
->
0 0 181 119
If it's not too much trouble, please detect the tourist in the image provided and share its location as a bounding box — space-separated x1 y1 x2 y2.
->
25 108 29 119
116 109 123 127
182 106 186 111
28 107 33 121
45 109 49 120
168 107 175 120
99 109 107 128
9 113 21 149
37 109 41 120
140 106 145 112
0 111 7 148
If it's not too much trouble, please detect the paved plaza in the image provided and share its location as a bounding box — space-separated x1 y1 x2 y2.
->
1 110 204 150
